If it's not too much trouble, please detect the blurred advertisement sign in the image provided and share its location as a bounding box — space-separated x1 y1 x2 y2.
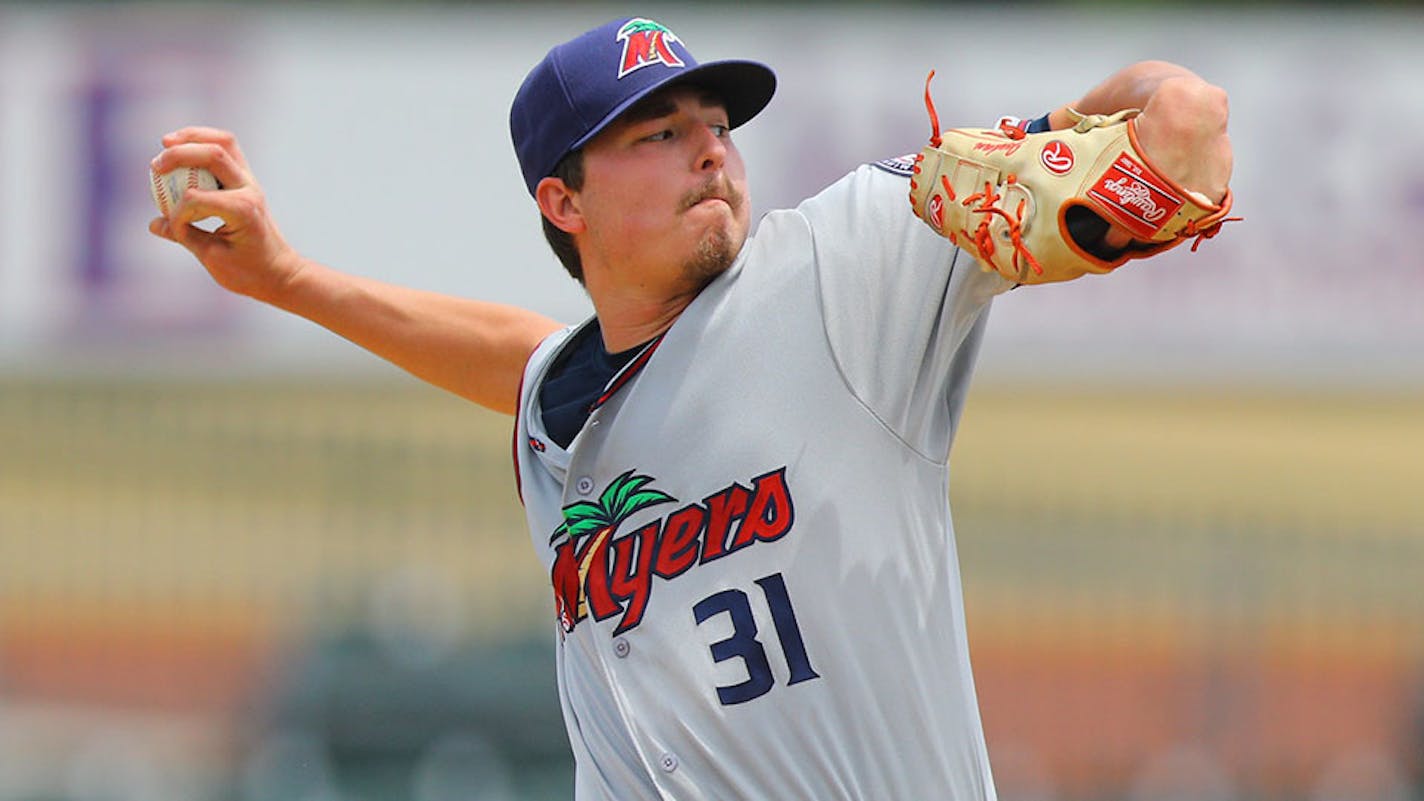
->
71 18 246 339
0 7 1420 383
0 10 254 367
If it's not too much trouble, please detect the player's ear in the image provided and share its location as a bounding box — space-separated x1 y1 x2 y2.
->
535 176 586 235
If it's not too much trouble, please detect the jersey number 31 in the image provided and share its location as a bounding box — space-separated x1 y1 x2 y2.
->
692 572 821 705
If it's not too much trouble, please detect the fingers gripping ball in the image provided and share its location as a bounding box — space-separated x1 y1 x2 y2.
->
908 72 1237 285
149 166 220 219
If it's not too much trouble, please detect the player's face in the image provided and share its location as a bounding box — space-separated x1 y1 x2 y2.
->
576 86 750 294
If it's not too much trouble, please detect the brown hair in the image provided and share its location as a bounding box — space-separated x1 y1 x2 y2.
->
540 150 586 283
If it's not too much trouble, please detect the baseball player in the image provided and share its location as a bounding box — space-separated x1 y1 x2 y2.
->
149 16 1233 801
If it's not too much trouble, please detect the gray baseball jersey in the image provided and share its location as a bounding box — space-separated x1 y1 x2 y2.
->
514 160 1012 800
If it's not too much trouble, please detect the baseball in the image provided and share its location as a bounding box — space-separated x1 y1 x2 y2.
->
149 166 219 218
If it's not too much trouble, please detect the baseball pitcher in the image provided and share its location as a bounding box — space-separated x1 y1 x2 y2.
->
150 15 1234 801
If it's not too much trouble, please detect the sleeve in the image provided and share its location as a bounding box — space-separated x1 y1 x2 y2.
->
995 112 1054 135
796 163 1013 462
1024 112 1053 134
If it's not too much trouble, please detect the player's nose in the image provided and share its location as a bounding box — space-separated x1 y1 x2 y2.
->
693 124 727 173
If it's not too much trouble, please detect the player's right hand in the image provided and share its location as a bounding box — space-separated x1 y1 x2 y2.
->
148 127 304 303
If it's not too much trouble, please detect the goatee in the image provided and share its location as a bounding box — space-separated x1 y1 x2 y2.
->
683 226 737 287
680 178 745 287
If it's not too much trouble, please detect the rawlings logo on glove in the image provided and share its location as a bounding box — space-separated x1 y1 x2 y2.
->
908 72 1237 284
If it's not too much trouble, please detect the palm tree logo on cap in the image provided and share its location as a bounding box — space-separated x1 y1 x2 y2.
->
616 18 686 79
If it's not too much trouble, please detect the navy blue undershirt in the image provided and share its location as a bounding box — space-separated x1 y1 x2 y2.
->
537 114 1054 449
540 321 645 449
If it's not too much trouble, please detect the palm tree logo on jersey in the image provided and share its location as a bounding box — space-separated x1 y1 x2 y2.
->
615 18 686 79
549 470 675 633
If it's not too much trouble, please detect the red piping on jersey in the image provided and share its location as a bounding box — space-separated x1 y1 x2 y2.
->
590 332 666 412
512 364 529 507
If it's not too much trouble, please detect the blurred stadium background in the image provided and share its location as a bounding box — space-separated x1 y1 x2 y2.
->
2 3 1422 800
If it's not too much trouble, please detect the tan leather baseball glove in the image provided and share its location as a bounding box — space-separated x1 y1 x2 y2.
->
908 73 1237 284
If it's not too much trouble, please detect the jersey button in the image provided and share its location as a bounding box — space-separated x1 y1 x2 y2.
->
575 476 595 495
659 753 678 773
613 638 630 658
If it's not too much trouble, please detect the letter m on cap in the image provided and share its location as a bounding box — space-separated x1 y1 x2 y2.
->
616 19 685 79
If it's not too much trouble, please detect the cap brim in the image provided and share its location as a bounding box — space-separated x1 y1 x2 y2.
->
569 59 777 153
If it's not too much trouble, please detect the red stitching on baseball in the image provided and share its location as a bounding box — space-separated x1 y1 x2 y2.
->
152 170 170 217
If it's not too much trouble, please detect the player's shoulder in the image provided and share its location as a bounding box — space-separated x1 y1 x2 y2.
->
797 159 916 216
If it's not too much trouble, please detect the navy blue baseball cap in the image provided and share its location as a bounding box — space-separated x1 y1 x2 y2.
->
510 17 777 196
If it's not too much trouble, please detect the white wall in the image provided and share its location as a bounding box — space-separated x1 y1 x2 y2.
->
1 4 1420 385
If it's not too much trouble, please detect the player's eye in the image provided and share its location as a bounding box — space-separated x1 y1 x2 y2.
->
643 129 674 142
709 123 730 138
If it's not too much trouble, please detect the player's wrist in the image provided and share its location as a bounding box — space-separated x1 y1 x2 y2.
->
1044 107 1077 131
253 248 310 306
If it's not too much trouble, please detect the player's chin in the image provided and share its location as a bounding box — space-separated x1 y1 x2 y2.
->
682 225 741 287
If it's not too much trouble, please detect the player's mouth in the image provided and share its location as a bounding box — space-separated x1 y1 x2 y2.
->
690 198 733 219
682 179 742 213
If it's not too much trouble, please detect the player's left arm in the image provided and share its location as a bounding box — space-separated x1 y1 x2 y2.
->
908 60 1234 283
1048 61 1233 248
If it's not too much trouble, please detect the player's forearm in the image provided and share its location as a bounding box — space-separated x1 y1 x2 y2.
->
1049 61 1205 125
268 258 563 415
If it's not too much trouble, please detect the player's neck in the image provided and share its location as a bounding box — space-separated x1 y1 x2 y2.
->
588 285 699 353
